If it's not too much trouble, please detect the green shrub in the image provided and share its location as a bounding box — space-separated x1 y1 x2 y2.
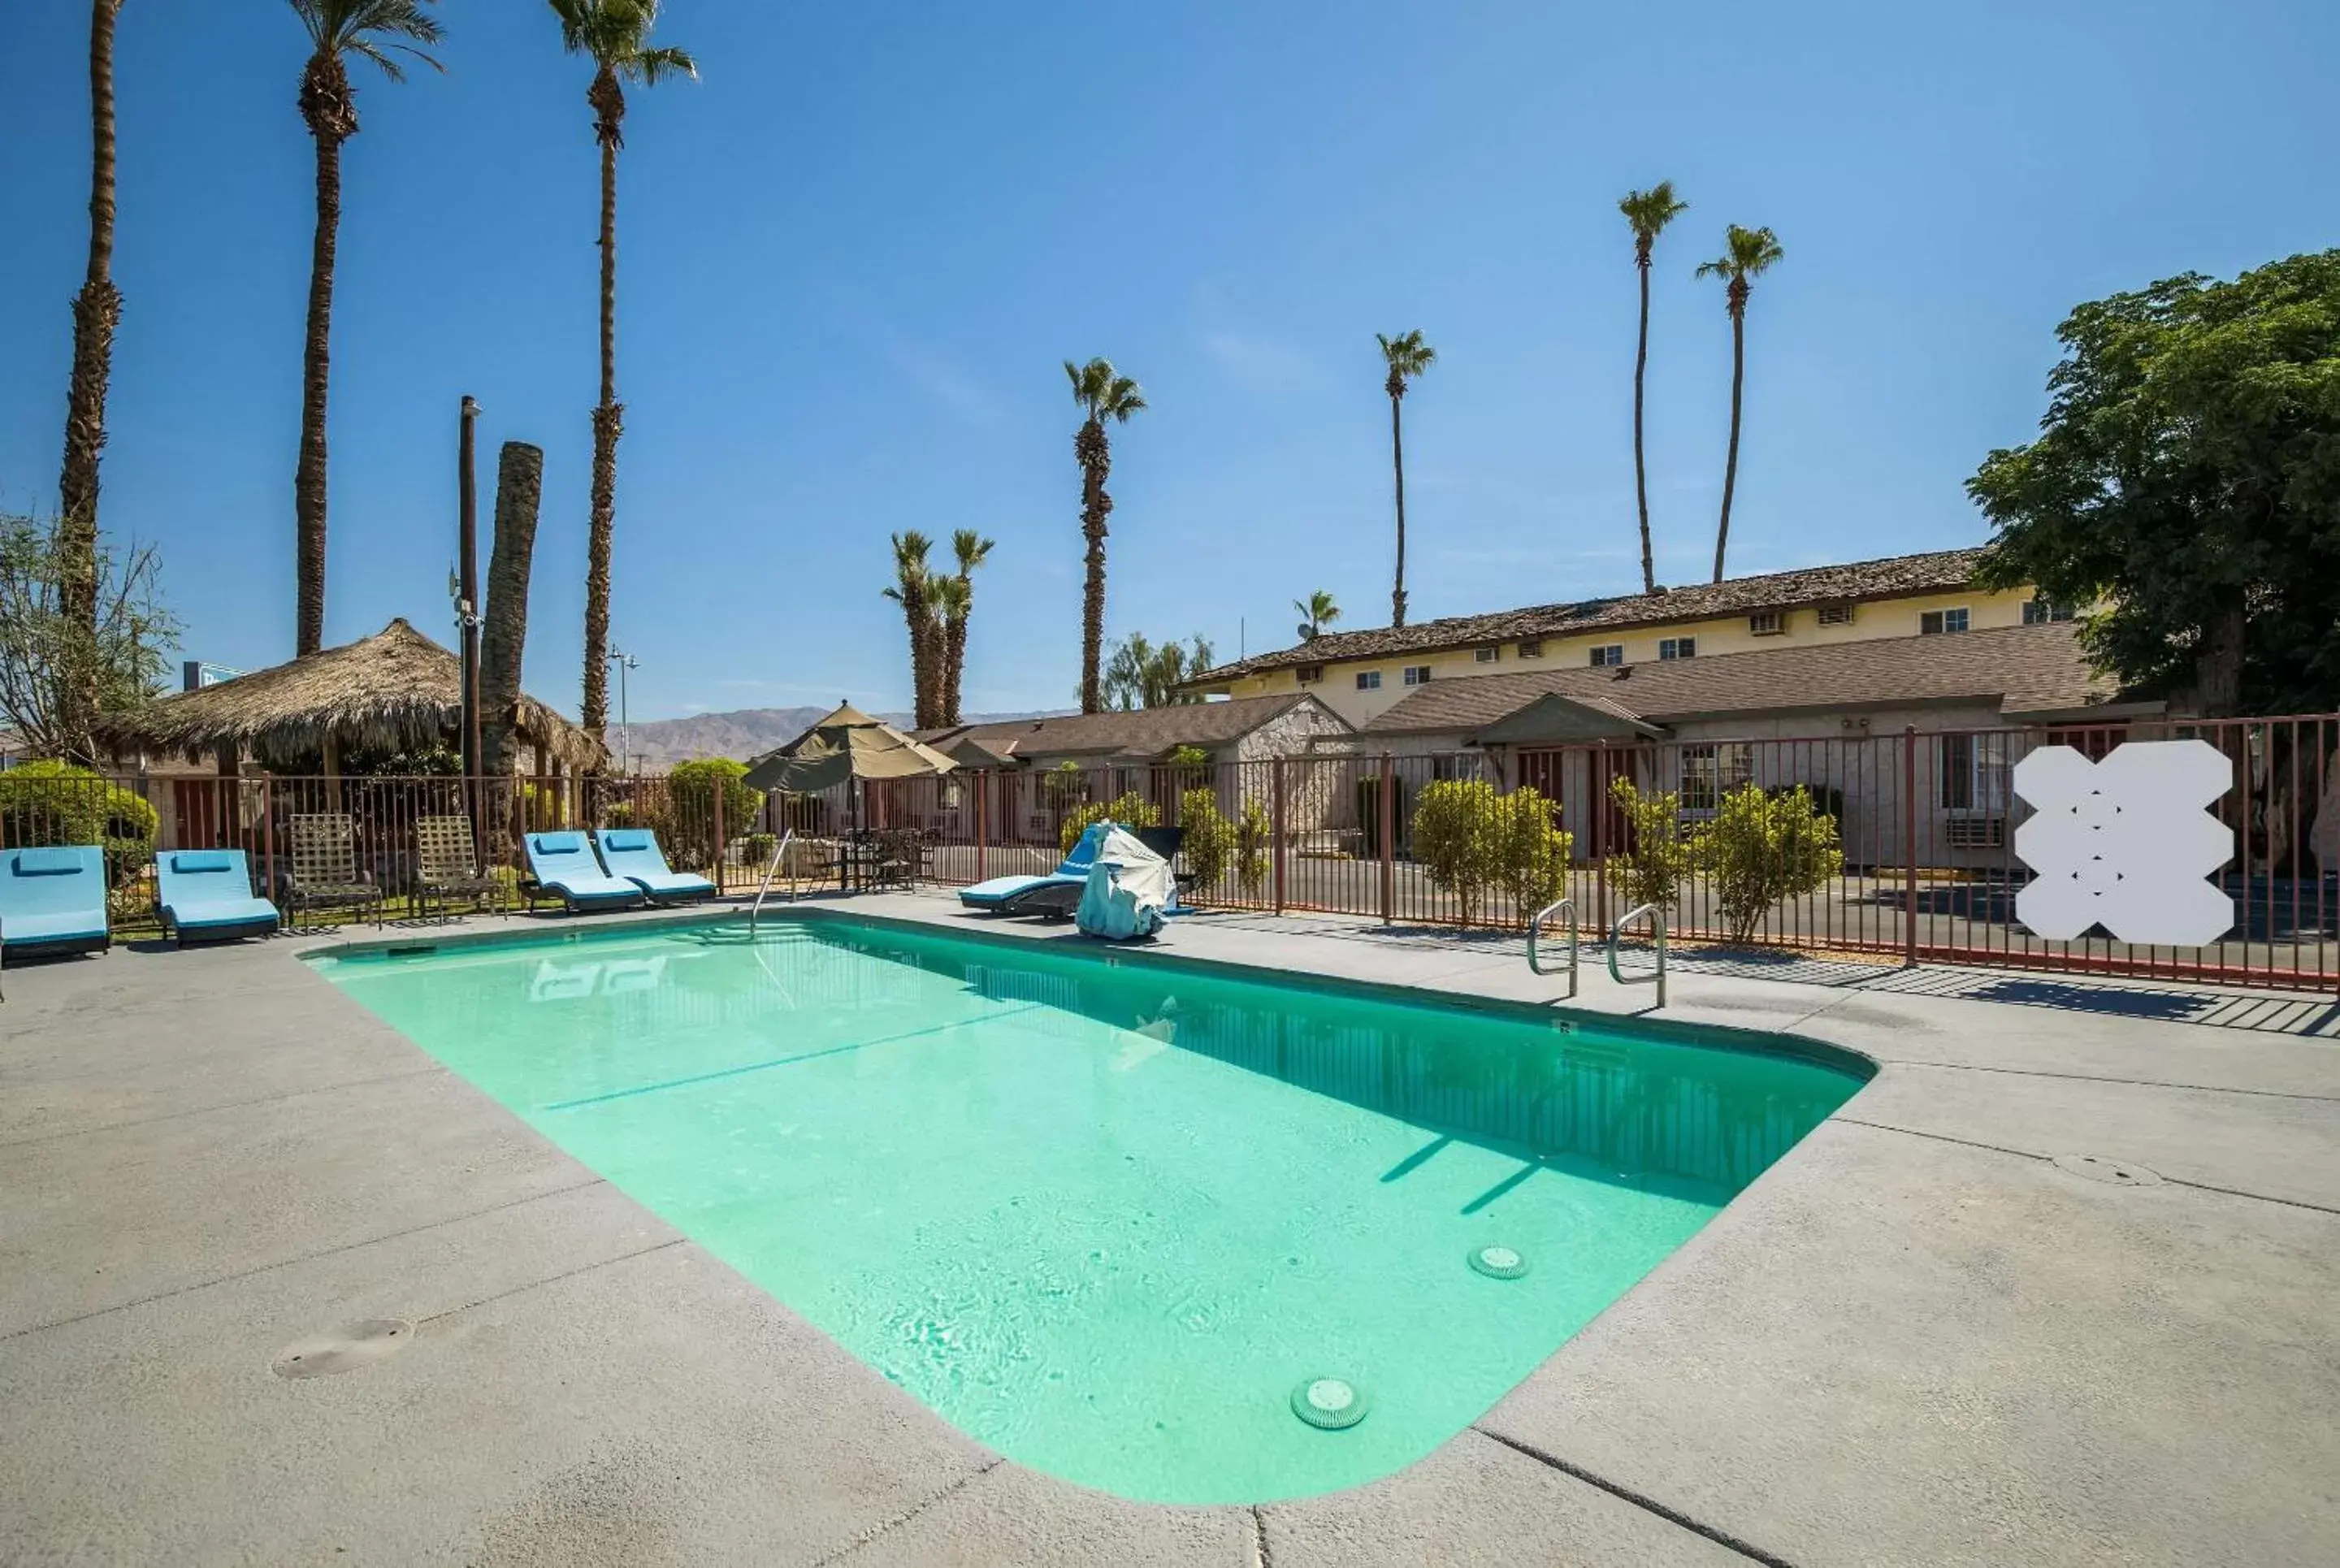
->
0 761 158 883
740 830 780 868
1060 789 1160 854
1493 786 1574 920
1231 797 1272 896
1178 787 1233 891
1606 775 1696 916
1701 782 1844 943
1410 778 1575 925
666 759 761 855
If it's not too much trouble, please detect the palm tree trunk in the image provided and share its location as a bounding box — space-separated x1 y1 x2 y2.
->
581 71 626 746
1389 392 1409 627
480 442 545 838
1076 418 1112 714
295 108 342 656
56 0 124 760
1632 256 1655 595
1714 301 1745 583
942 609 968 727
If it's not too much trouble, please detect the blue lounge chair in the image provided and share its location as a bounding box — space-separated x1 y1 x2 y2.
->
959 821 1114 914
0 846 110 959
522 832 645 915
593 829 716 904
155 849 281 946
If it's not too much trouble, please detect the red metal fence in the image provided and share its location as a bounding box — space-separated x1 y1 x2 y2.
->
2 713 2334 989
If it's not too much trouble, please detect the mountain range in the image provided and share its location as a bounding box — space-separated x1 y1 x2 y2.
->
615 706 1067 769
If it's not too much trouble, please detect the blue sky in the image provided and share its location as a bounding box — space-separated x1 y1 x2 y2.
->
3 1 2335 721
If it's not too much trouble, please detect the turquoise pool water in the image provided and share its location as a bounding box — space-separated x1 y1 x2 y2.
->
314 916 1864 1504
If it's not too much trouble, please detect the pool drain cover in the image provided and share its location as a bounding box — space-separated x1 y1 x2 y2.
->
1468 1245 1530 1280
2052 1154 2163 1187
271 1319 414 1380
1290 1376 1368 1430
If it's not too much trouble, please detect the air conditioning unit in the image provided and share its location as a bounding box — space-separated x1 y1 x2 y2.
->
1945 816 2005 849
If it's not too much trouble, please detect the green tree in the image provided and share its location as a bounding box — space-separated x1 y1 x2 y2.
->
1700 782 1843 944
548 0 696 744
1066 357 1146 713
1294 590 1340 642
940 529 994 726
880 531 940 729
0 760 158 901
1970 251 2340 715
0 509 176 760
56 0 128 758
1606 775 1696 917
1409 778 1573 925
1695 224 1783 583
290 1 445 656
665 757 758 863
1619 181 1688 595
1493 786 1574 921
1100 632 1215 710
1376 330 1436 626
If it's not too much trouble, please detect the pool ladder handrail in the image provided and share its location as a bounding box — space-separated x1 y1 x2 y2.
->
1527 898 1577 998
1606 902 1667 1008
747 828 796 932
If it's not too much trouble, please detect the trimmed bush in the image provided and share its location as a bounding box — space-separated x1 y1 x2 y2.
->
1060 789 1160 854
1409 779 1573 925
666 758 761 859
0 761 157 882
1702 782 1844 943
1606 775 1696 916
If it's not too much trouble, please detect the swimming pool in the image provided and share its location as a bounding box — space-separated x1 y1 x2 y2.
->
314 914 1866 1504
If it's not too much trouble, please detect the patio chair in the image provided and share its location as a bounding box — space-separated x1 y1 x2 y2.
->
592 828 716 904
958 821 1114 913
521 831 645 915
414 815 508 921
155 849 280 946
284 813 382 930
0 846 110 959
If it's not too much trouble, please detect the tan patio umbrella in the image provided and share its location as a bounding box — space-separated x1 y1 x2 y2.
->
741 703 956 794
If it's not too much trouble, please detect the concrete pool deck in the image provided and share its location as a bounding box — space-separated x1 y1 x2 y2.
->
2 895 2334 1566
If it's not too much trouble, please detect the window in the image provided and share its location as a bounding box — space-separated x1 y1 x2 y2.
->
1748 611 1785 636
1403 665 1432 687
1680 743 1755 813
1517 639 1544 659
2023 599 2074 625
1659 637 1696 661
1938 732 2011 812
1589 644 1625 668
1354 669 1382 691
1817 604 1855 626
1296 664 1324 685
1474 646 1500 664
1920 608 1971 635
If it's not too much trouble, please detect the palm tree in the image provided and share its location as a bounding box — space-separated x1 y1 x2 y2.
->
548 0 695 745
1294 590 1340 643
1695 224 1783 583
1065 357 1145 714
1376 331 1436 626
1619 181 1688 596
290 1 444 656
940 528 994 726
881 531 939 728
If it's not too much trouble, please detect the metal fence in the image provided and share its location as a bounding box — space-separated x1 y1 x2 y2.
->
2 713 2334 988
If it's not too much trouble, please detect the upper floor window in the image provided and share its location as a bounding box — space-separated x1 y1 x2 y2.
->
1354 669 1382 691
1659 637 1696 661
1920 608 1970 635
1589 644 1625 668
1817 604 1855 626
1296 664 1324 685
1748 611 1785 636
1517 639 1544 658
1474 645 1500 664
1403 665 1433 687
2022 599 2074 625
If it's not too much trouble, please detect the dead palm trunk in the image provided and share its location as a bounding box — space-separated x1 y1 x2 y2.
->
1077 418 1113 714
295 50 356 656
580 67 626 747
479 442 545 834
56 0 124 760
1714 277 1748 583
1388 372 1409 627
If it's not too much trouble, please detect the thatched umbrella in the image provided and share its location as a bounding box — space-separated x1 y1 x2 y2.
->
94 617 602 776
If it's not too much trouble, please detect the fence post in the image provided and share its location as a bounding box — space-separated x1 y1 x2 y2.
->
1902 726 1919 968
712 773 726 894
1272 759 1288 916
975 769 988 882
1378 754 1395 925
260 777 274 905
1594 741 1610 936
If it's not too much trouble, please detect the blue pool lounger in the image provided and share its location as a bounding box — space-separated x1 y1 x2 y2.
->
959 821 1113 913
0 845 110 959
523 832 646 915
155 849 281 946
592 829 716 904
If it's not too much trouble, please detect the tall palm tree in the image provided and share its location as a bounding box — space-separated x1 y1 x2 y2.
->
881 531 939 729
1065 357 1145 714
548 0 695 745
1294 590 1340 643
1619 181 1688 596
926 576 970 727
290 1 444 656
1695 224 1783 583
940 528 994 727
1376 331 1435 627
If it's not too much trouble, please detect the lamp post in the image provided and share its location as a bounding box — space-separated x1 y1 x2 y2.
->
454 396 482 783
607 648 639 775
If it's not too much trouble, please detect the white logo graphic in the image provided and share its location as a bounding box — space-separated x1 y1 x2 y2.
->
2012 740 2234 946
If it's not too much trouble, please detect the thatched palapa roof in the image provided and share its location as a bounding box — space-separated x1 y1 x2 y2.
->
95 617 604 771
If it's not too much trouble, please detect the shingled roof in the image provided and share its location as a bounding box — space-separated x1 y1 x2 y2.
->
916 692 1345 762
1190 547 1991 684
1360 622 2119 736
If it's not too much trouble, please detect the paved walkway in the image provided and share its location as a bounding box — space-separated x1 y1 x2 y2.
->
2 894 2334 1565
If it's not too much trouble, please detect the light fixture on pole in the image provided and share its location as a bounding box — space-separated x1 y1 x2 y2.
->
606 648 639 775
